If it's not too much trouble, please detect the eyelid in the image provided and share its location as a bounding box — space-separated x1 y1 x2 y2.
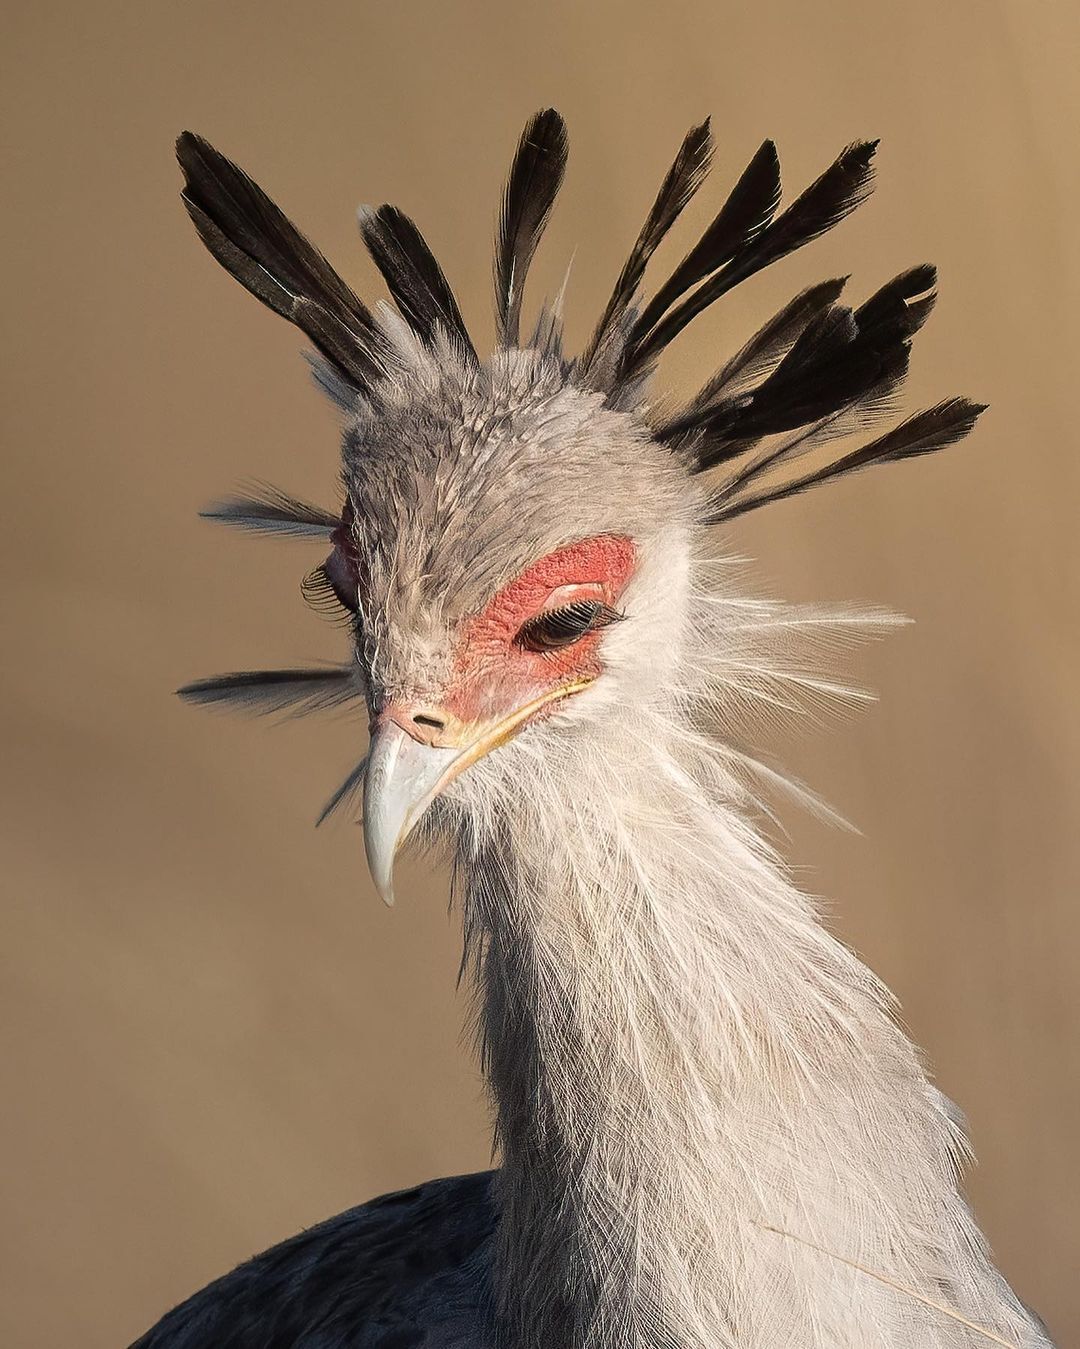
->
539 581 608 611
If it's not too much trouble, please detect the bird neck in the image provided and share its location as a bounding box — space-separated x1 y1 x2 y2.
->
454 704 1039 1349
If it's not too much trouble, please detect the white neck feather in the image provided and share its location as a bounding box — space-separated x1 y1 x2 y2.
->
446 558 1046 1349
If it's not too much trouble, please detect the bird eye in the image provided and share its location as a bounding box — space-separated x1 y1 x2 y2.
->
515 600 622 653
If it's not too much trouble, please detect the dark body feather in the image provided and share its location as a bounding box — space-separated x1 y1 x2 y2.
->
129 1173 498 1349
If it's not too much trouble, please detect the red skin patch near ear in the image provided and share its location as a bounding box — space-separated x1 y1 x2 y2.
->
445 534 637 723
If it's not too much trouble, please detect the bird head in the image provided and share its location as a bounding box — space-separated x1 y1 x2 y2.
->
176 112 982 903
325 343 696 901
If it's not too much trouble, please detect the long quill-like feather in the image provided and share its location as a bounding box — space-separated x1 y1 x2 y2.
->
707 398 986 522
632 140 782 340
359 205 476 360
176 132 390 392
580 120 713 376
626 140 878 376
200 482 340 539
671 277 849 420
495 109 569 347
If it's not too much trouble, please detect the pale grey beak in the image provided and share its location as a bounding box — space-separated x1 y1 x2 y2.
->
362 721 460 906
361 679 594 906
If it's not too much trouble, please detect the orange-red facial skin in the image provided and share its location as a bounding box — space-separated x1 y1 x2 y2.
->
443 534 637 725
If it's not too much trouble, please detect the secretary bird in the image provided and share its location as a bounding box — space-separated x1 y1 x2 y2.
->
133 112 1052 1348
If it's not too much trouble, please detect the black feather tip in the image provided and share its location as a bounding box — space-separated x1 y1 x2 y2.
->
581 119 713 376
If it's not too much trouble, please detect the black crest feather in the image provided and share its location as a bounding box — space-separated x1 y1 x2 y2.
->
200 482 340 539
359 205 476 361
633 140 782 342
581 120 713 376
681 277 850 416
626 140 878 377
853 263 937 344
669 263 935 476
495 110 569 347
707 398 987 523
176 132 389 394
176 668 361 718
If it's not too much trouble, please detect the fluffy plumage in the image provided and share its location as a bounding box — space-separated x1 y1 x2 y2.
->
149 113 1056 1349
448 558 1044 1349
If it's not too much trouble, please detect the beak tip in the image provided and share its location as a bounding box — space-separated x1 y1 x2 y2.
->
366 856 398 909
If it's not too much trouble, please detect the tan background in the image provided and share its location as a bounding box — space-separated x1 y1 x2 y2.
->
2 1 1077 1344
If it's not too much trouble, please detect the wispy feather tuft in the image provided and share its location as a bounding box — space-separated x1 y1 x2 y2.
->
495 110 569 347
176 667 360 717
316 757 368 826
200 482 340 539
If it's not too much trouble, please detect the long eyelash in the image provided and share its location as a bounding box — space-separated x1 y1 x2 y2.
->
577 601 625 630
517 601 624 651
302 564 359 627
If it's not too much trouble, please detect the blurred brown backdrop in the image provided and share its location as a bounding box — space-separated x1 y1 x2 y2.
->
2 1 1077 1344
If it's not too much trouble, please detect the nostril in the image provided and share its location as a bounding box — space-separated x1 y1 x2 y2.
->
412 711 446 731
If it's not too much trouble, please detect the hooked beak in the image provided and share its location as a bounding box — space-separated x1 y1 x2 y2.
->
362 681 591 905
362 724 458 908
